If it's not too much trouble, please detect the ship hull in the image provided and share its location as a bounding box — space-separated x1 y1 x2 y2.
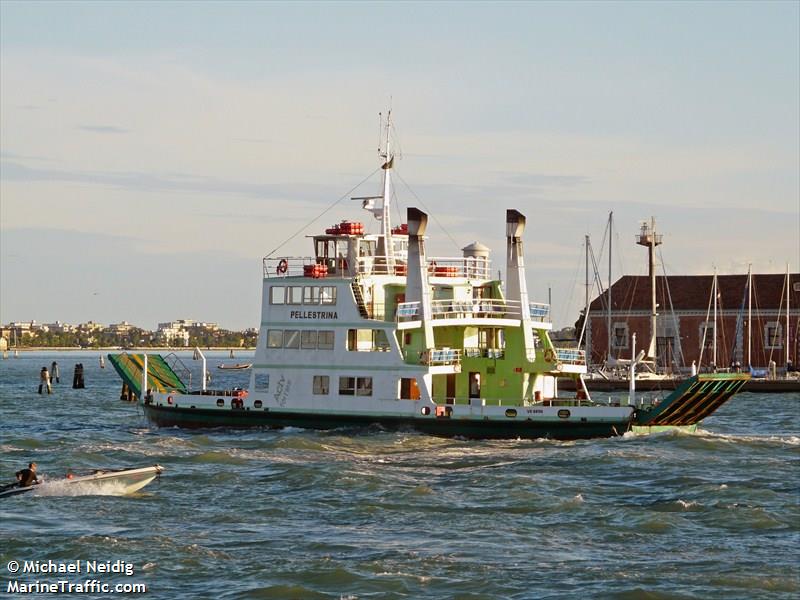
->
142 404 630 440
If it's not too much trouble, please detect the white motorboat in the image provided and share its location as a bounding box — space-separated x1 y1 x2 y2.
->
0 465 165 499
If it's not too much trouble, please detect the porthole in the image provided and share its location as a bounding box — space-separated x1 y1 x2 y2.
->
254 400 263 409
216 398 224 407
505 409 517 418
558 409 571 419
421 406 431 416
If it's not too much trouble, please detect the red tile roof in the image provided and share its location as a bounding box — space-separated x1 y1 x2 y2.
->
588 273 799 313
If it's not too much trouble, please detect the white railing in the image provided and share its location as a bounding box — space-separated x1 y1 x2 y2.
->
427 257 492 280
263 256 318 278
356 255 408 276
556 348 585 365
529 302 551 321
463 347 505 359
397 301 420 320
396 299 523 321
421 349 462 366
431 299 522 319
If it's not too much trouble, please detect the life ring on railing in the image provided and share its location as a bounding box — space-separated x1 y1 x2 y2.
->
544 348 556 363
277 259 288 274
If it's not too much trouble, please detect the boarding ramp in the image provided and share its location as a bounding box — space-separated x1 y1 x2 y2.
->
108 353 188 398
635 373 749 427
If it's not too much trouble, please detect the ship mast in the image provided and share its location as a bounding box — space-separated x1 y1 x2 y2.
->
636 217 662 366
379 111 394 267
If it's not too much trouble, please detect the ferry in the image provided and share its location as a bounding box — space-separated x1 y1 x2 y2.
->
109 113 748 439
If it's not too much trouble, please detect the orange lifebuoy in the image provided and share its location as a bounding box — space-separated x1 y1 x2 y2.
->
277 259 288 274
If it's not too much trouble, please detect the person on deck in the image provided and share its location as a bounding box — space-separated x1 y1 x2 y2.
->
16 463 39 487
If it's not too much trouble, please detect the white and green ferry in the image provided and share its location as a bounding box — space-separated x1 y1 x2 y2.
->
109 115 747 439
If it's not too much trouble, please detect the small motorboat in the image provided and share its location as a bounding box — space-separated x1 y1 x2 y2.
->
217 363 252 370
0 465 165 499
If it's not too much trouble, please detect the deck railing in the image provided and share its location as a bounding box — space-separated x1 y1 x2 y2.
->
529 302 551 321
396 299 523 321
463 347 505 359
556 348 586 365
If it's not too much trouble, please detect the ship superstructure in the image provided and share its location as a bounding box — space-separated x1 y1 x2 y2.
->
109 113 748 439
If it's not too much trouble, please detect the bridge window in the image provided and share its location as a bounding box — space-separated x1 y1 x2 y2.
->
287 286 303 305
304 286 321 304
313 375 329 395
270 286 285 304
321 286 337 305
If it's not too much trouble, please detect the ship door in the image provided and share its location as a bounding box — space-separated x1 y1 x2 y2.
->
446 373 456 403
469 372 481 399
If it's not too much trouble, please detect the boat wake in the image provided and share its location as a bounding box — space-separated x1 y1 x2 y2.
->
32 480 131 497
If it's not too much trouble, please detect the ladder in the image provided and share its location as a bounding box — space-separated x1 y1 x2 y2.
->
351 280 370 319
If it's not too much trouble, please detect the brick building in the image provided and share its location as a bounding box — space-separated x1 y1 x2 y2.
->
583 273 799 372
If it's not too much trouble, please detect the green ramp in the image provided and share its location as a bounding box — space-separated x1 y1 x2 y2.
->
108 353 188 398
634 373 749 427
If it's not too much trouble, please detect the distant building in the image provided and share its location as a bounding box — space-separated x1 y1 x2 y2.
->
77 321 104 332
107 321 136 335
584 273 799 371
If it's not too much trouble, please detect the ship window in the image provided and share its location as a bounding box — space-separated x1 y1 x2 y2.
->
339 376 356 395
313 375 330 395
400 378 420 400
301 330 318 349
356 377 373 396
254 373 269 392
270 286 285 304
318 330 335 350
267 330 283 348
287 286 303 305
320 286 337 305
303 286 321 304
283 330 300 349
765 322 783 349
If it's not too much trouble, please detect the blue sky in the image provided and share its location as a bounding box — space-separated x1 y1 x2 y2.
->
1 1 798 330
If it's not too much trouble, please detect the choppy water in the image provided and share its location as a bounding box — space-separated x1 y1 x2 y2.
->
1 351 798 599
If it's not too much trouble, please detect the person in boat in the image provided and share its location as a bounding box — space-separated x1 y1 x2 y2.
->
15 462 39 487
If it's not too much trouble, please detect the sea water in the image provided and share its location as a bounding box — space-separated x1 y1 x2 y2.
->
1 351 798 599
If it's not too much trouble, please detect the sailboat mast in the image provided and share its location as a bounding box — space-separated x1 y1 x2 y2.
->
607 212 612 362
786 263 790 369
747 264 752 367
712 269 718 368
